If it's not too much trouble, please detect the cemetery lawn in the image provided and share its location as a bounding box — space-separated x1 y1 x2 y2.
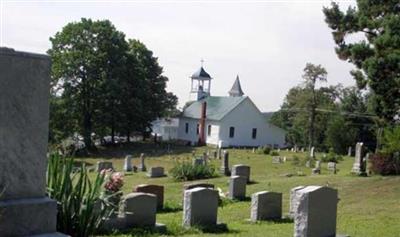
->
81 143 400 237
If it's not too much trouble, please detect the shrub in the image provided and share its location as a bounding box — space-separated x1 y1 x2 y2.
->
291 155 301 166
370 153 400 175
169 161 217 181
321 149 343 163
257 146 271 155
46 154 114 237
270 151 280 156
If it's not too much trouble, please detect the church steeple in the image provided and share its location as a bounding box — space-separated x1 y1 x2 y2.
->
190 60 212 100
228 75 244 97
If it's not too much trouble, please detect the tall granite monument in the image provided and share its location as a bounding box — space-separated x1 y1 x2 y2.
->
0 48 67 236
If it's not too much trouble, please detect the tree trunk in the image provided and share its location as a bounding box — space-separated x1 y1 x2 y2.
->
83 111 92 150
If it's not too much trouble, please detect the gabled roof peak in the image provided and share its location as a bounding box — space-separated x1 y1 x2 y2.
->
191 66 212 79
228 75 244 97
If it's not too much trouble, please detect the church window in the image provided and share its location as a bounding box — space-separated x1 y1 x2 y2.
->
229 127 235 138
196 124 199 134
252 128 257 139
208 125 212 136
185 123 189 134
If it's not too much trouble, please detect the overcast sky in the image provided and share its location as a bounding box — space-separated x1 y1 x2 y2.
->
1 0 356 111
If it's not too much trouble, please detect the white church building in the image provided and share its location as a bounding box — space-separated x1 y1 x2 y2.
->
173 66 286 148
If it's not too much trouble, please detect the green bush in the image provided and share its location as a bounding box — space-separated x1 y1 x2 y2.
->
257 146 271 155
321 149 343 163
169 161 217 181
270 151 280 156
46 154 114 237
291 155 301 166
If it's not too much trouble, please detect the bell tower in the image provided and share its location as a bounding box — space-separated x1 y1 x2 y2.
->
190 60 212 100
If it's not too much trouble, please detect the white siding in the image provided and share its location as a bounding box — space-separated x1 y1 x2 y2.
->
205 121 220 146
178 117 199 144
218 98 286 147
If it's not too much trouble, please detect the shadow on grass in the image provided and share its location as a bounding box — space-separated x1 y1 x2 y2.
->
247 180 259 185
158 205 182 213
192 223 239 234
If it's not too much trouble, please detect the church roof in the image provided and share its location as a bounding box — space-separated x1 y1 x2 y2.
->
181 96 247 121
228 75 244 97
191 67 212 79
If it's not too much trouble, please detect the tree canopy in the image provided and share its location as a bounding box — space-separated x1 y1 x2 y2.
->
48 18 177 148
323 1 400 122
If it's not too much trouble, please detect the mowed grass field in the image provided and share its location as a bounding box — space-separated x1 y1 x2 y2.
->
80 143 400 237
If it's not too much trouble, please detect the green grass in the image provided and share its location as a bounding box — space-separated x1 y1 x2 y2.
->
79 143 400 237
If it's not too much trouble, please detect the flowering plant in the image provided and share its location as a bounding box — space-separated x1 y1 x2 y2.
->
102 169 124 194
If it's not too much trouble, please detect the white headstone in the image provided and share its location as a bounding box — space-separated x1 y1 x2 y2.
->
228 175 247 200
250 191 282 221
293 186 338 237
182 187 218 228
123 155 133 172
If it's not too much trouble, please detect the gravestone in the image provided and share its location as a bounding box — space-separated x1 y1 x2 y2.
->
217 148 222 159
348 146 352 157
305 160 311 168
310 147 315 158
220 150 230 176
228 175 247 200
183 182 215 192
183 187 219 228
134 184 164 210
97 161 114 172
289 186 305 218
352 142 366 175
119 192 157 227
147 166 166 178
293 186 338 237
312 161 321 175
272 156 283 164
123 155 133 172
202 152 209 164
250 191 282 221
138 153 147 171
0 48 66 236
213 150 218 159
231 164 251 183
327 162 337 173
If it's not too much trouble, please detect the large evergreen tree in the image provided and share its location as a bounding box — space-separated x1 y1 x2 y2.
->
323 1 400 122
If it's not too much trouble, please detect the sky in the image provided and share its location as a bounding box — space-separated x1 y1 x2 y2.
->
1 0 357 111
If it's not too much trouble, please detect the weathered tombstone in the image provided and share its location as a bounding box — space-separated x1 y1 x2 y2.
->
138 153 147 171
123 155 133 172
183 187 219 228
202 152 209 164
352 142 366 175
272 156 283 164
228 175 247 200
310 147 315 158
231 164 251 183
289 186 305 218
305 160 311 168
134 184 164 210
293 186 338 237
0 48 67 236
147 166 166 178
183 182 215 192
220 150 230 176
119 192 157 227
250 191 282 221
301 147 305 152
327 162 337 172
312 161 321 175
97 161 114 172
348 146 352 157
213 150 218 159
